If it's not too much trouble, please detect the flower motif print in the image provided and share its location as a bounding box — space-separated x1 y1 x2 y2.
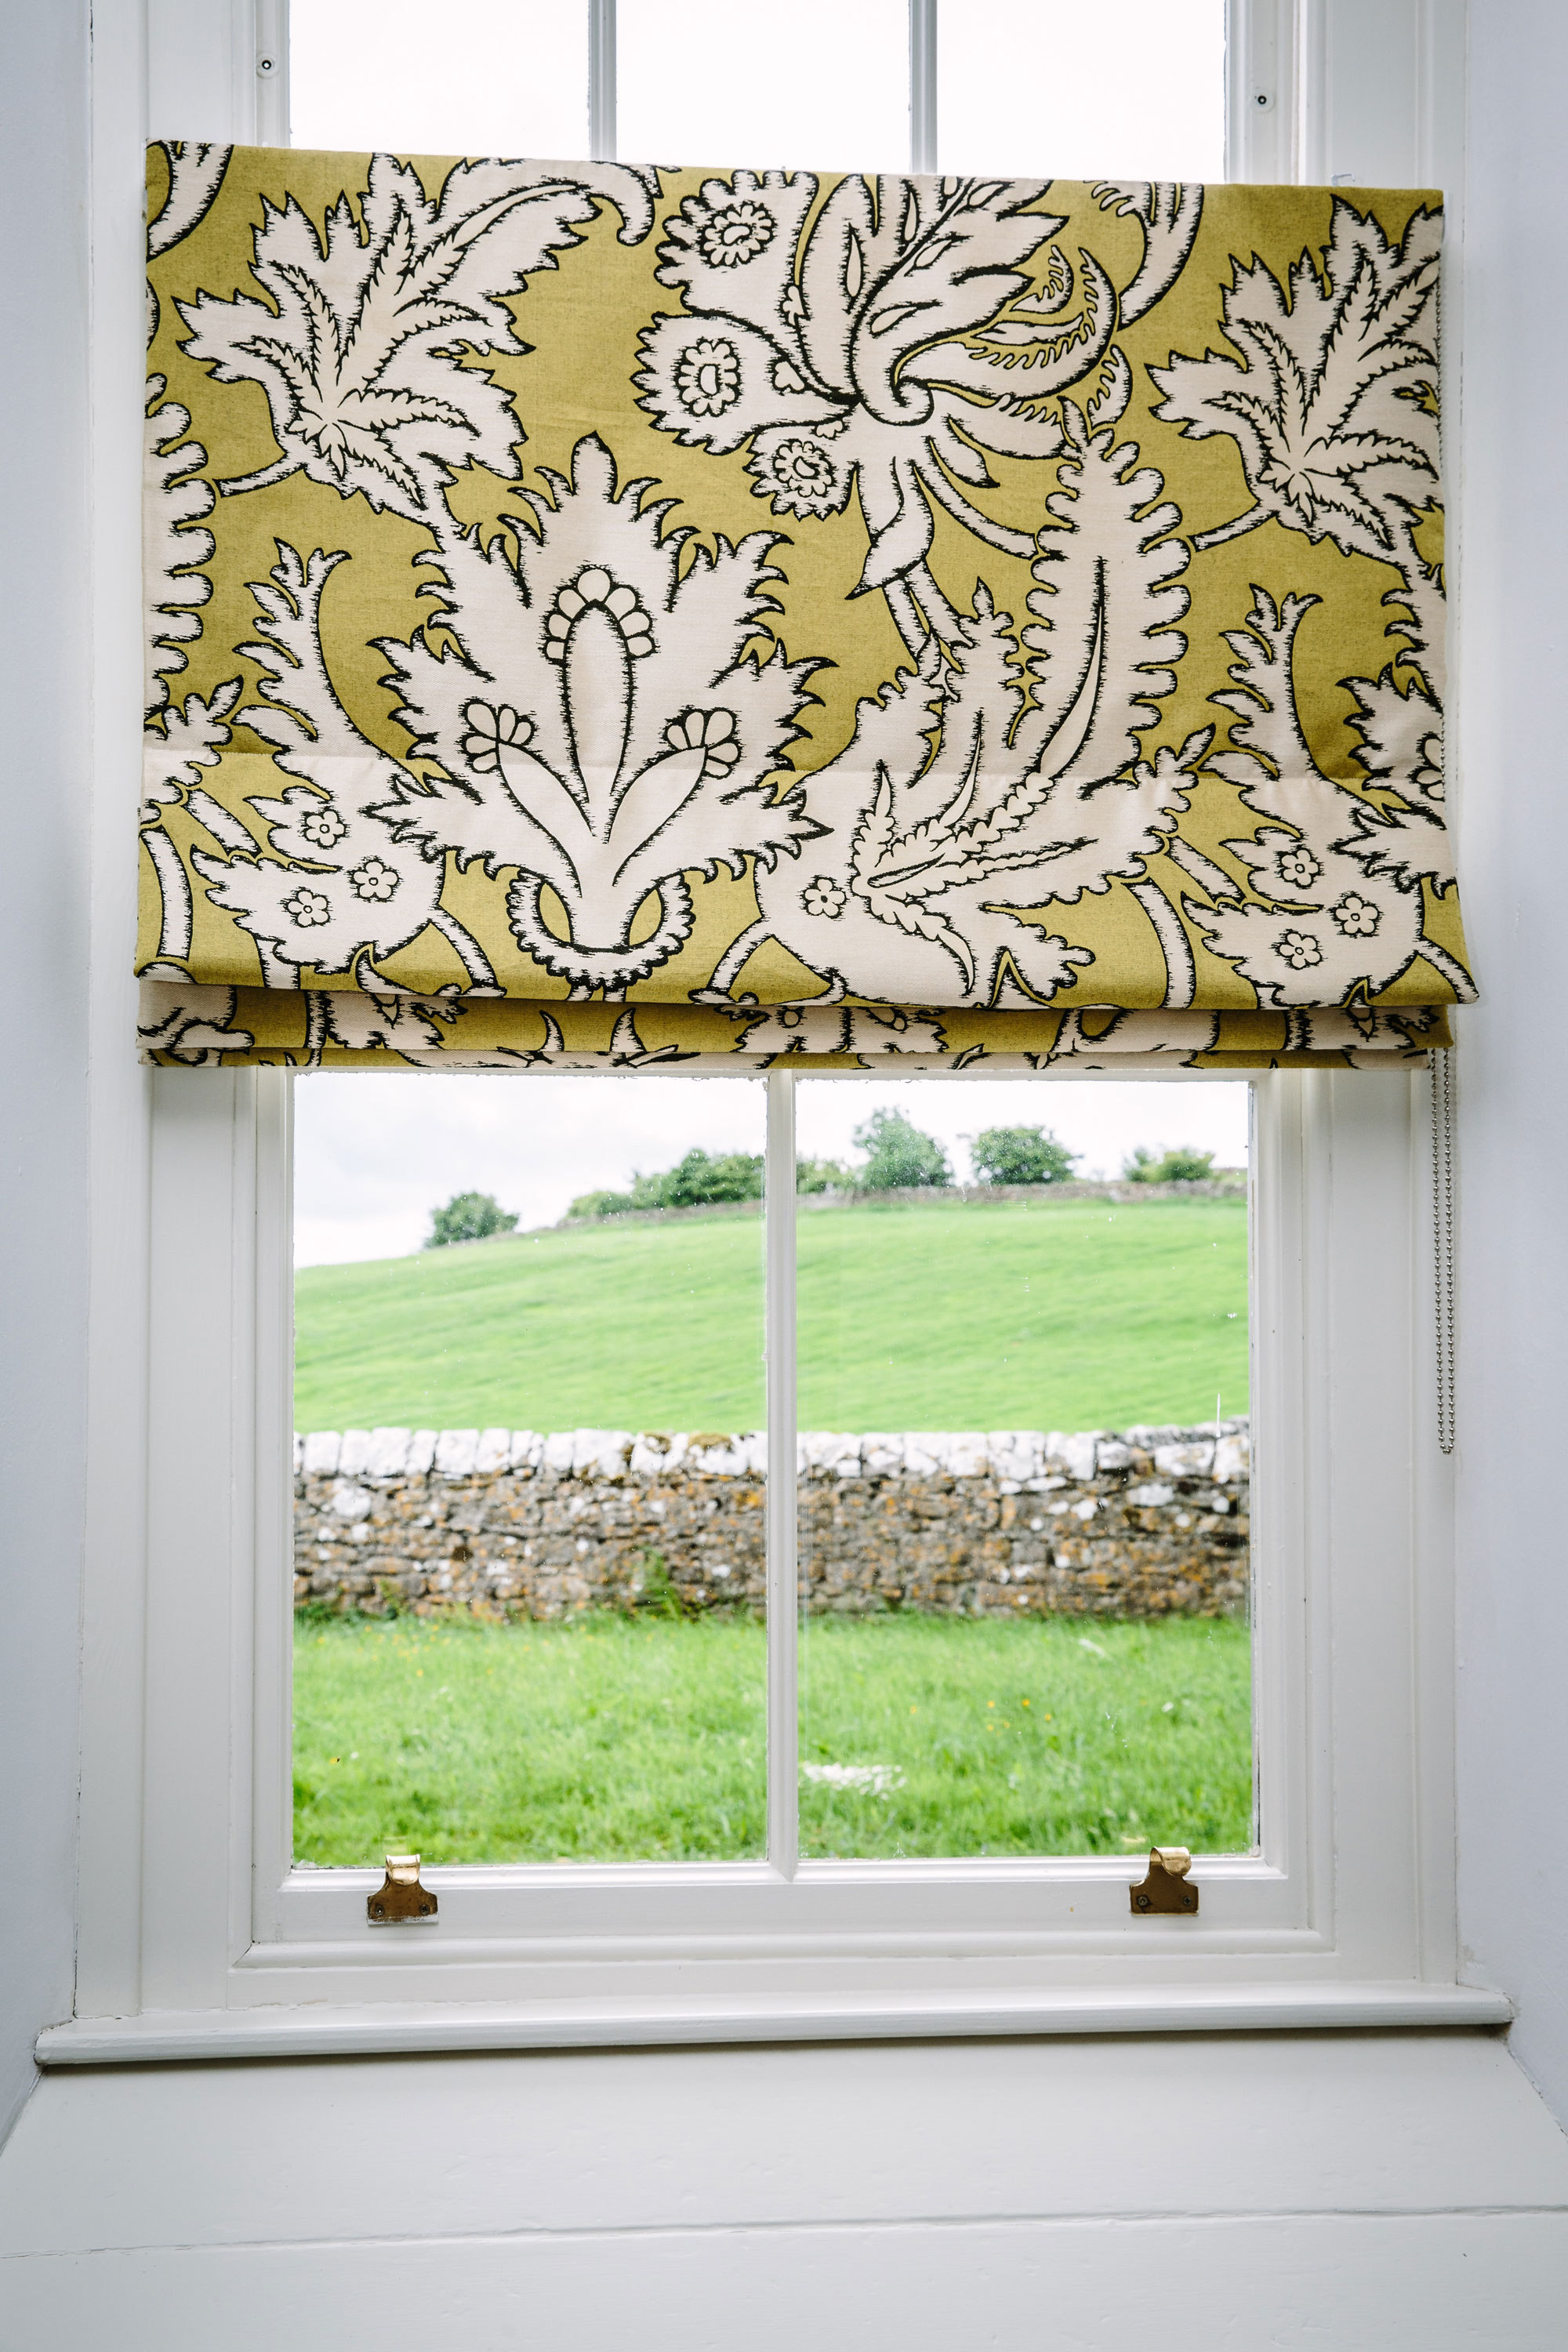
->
349 855 400 903
748 430 854 520
299 803 349 851
1331 891 1381 937
1275 843 1323 891
673 337 742 418
544 567 654 662
368 434 817 996
694 196 775 269
663 709 741 776
800 874 848 920
1414 731 1444 800
1197 593 1472 1010
461 701 535 775
282 885 332 928
636 171 1132 648
1276 927 1323 970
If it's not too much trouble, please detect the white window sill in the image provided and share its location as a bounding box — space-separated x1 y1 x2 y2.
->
35 1982 1512 2067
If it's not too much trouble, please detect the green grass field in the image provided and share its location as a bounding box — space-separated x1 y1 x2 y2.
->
293 1613 1253 1863
295 1194 1247 1433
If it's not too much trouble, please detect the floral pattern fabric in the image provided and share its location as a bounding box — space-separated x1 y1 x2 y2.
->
140 143 1471 1070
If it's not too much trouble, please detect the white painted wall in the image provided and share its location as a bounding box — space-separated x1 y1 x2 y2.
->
0 0 89 2149
1451 0 1568 2117
5 2030 1568 2347
5 2 1568 2341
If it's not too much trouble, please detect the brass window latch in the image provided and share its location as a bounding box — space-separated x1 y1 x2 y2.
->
367 1853 438 1925
1130 1846 1198 1915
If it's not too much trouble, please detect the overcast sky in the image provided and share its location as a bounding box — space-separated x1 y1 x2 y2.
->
290 0 1224 180
288 4 1232 1266
295 1074 1250 1265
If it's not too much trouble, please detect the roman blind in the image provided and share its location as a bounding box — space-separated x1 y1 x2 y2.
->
140 143 1471 1072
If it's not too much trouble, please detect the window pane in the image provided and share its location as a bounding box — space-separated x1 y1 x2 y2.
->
291 1073 767 1864
938 0 1226 180
618 0 908 167
795 1076 1253 1860
289 0 590 158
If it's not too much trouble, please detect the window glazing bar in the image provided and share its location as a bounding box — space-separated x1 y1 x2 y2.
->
764 1069 799 1877
909 0 937 171
589 0 616 161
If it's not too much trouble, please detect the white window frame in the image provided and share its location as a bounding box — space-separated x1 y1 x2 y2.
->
48 0 1506 2065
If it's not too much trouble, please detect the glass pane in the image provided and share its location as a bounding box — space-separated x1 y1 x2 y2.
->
618 0 908 168
795 1076 1253 1860
938 0 1226 181
289 0 591 158
292 1073 767 1863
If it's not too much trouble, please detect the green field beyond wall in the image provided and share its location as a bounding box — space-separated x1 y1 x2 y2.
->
294 1195 1249 1436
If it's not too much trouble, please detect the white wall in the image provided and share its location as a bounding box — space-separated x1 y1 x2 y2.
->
0 0 89 2147
1452 0 1568 2117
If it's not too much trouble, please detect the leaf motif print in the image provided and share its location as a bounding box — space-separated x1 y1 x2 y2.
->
1150 199 1441 569
1194 589 1473 1004
1095 183 1206 327
179 156 659 517
145 143 232 344
143 379 216 719
188 544 465 986
748 401 1201 1008
368 435 821 996
147 142 231 260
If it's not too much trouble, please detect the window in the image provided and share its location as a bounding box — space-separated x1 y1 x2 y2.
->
51 0 1508 2065
291 1070 1253 1874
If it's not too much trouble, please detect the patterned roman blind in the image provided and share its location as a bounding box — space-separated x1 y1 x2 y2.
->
140 143 1470 1072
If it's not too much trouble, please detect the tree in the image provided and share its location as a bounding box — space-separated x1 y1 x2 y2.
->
1123 1145 1216 1184
851 1109 952 1192
565 1187 635 1221
971 1125 1078 1186
650 1149 764 1209
425 1190 518 1247
567 1149 764 1221
796 1155 853 1195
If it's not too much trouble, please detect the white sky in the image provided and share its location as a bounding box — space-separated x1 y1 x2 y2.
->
295 1074 1250 1265
290 0 1225 179
287 5 1232 1267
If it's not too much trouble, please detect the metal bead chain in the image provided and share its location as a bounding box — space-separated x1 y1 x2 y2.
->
1429 1049 1456 1455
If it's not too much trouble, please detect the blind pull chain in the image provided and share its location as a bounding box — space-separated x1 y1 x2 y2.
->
1429 1049 1457 1455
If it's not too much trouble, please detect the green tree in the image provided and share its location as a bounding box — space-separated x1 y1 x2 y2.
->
1123 1145 1216 1184
567 1149 764 1221
425 1190 518 1247
796 1155 853 1194
971 1125 1078 1185
852 1109 952 1192
646 1149 764 1209
565 1186 636 1220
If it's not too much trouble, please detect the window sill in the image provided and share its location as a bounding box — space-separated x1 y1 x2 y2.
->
35 1981 1512 2067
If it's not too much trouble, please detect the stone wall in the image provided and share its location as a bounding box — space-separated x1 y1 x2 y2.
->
294 1423 1250 1622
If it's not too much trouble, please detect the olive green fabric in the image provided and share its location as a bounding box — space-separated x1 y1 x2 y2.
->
140 143 1468 1070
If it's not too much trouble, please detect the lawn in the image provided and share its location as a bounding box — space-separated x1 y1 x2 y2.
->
294 1194 1248 1434
293 1613 1254 1864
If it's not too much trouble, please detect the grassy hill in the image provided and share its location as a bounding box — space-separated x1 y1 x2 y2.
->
295 1193 1248 1436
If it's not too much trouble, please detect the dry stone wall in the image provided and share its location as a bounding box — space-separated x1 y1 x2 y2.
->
294 1423 1250 1622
